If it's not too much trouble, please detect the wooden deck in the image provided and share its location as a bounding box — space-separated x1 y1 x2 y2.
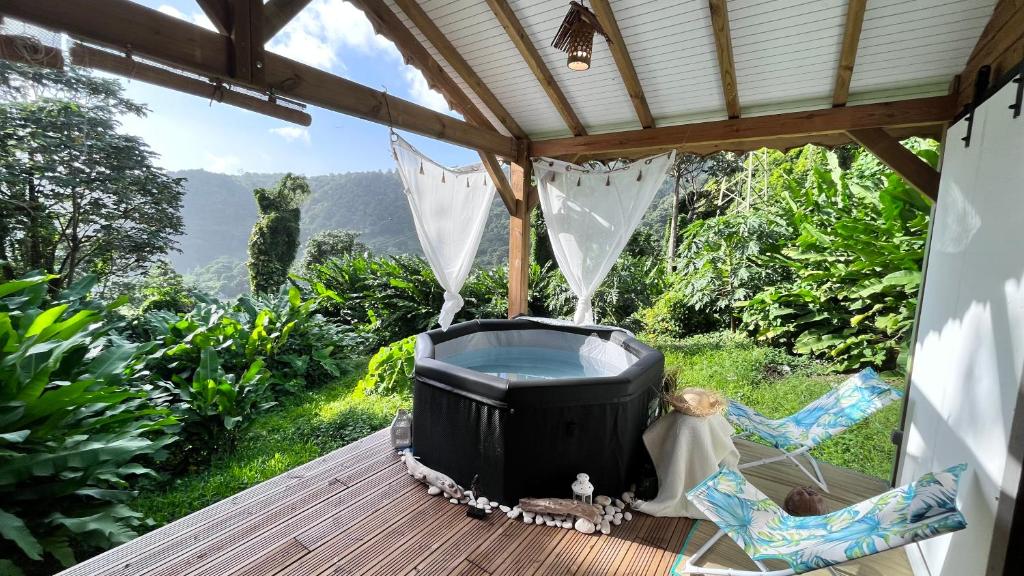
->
57 429 912 576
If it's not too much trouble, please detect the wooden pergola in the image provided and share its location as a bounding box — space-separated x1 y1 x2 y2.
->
3 0 1022 317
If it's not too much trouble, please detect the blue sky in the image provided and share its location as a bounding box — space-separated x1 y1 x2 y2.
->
118 0 479 175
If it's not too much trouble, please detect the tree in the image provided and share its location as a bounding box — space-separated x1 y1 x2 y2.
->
299 229 367 272
664 152 743 271
247 173 310 293
0 62 185 289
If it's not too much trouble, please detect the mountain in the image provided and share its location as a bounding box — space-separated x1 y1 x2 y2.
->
167 169 513 275
167 169 675 285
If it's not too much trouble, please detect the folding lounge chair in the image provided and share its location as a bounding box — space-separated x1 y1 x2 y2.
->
726 368 902 491
678 464 968 576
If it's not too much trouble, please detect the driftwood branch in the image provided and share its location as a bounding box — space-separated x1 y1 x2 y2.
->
518 498 603 524
400 450 464 499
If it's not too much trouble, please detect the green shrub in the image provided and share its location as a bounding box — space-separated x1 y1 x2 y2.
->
0 274 176 569
135 286 357 466
357 336 416 397
640 289 721 339
539 255 667 330
740 145 931 369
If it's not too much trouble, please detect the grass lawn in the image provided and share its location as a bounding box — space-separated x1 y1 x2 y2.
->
133 367 410 528
650 331 904 480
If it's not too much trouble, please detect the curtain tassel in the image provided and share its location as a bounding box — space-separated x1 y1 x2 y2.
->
605 175 611 186
419 161 425 175
636 170 643 182
441 172 446 183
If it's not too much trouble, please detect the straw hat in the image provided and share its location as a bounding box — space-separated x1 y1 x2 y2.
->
667 387 726 417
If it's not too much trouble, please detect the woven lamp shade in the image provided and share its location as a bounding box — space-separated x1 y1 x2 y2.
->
567 21 594 71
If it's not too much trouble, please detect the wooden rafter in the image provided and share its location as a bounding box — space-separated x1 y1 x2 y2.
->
195 0 230 35
956 0 1024 108
484 0 588 136
708 0 740 119
391 0 526 139
70 44 311 126
832 0 867 107
479 153 517 215
589 0 654 128
529 96 957 157
847 128 939 201
1 0 516 157
262 0 313 43
231 0 264 85
346 0 518 214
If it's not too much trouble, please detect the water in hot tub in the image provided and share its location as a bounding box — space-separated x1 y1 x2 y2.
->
443 346 619 380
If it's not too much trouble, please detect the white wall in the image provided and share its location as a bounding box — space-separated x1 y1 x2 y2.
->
899 78 1024 576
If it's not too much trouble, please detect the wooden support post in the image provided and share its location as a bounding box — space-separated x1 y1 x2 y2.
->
508 148 533 318
847 128 940 202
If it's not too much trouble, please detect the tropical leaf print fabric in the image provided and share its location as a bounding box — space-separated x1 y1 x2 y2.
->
685 464 968 574
726 368 903 450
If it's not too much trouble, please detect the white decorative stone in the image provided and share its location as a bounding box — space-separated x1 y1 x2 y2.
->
499 505 511 513
545 519 556 527
595 495 612 506
476 497 489 507
561 520 572 529
622 492 635 505
600 520 611 535
623 512 633 521
487 508 493 514
507 508 521 519
603 513 614 521
465 491 474 499
427 486 442 496
449 498 459 504
574 518 596 534
542 515 553 523
523 516 533 524
523 511 536 520
612 515 622 526
613 498 625 509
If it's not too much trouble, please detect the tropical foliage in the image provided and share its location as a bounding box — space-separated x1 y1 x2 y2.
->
0 274 176 569
739 144 934 369
357 336 416 398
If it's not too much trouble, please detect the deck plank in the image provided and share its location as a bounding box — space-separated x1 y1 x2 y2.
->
57 430 913 576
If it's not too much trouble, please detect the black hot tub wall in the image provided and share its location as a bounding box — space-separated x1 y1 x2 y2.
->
411 319 663 504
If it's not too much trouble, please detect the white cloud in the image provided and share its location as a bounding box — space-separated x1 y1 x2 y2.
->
270 126 311 145
265 1 449 118
268 0 399 70
157 4 216 31
204 153 242 174
403 67 451 114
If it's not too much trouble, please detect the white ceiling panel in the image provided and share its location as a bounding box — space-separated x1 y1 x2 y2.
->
387 0 996 139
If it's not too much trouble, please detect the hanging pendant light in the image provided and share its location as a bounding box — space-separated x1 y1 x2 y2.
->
551 1 609 72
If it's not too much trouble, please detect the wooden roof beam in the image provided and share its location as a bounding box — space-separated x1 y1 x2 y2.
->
391 0 526 139
848 128 939 201
263 0 313 43
0 0 516 157
484 0 588 136
589 0 655 129
530 95 957 157
832 0 867 107
956 0 1024 108
346 0 519 214
709 0 741 118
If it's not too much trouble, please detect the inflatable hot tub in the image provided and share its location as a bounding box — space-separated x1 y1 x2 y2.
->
412 318 663 504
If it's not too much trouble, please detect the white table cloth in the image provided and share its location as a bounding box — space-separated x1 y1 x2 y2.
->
633 411 739 519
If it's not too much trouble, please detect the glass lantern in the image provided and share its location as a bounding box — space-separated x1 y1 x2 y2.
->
390 409 412 451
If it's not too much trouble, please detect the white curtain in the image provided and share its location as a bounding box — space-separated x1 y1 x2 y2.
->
392 135 496 330
533 152 675 324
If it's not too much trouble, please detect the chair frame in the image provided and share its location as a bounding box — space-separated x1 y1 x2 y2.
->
735 436 829 492
679 528 842 576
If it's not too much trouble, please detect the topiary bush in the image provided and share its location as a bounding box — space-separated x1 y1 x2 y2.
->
247 174 310 294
